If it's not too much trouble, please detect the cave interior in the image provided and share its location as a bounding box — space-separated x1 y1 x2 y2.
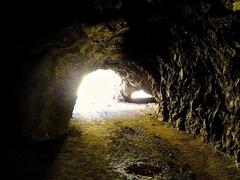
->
1 0 240 179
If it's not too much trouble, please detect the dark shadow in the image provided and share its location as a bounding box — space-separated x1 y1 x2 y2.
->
0 137 65 180
126 97 156 104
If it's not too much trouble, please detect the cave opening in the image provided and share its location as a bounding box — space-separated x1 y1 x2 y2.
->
72 68 157 120
72 68 122 119
131 90 152 99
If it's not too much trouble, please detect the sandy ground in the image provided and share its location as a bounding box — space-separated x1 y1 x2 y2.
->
1 102 239 180
45 102 239 180
72 102 158 120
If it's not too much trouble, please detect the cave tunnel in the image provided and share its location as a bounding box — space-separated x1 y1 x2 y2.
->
1 0 240 179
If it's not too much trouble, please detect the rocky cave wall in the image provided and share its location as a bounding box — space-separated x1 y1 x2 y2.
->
119 0 240 163
104 61 157 100
17 21 129 140
3 0 240 164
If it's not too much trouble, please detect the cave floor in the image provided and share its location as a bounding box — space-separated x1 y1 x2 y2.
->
45 103 239 180
2 103 240 180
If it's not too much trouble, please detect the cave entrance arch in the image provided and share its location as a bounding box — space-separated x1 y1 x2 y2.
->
72 69 123 119
71 68 156 120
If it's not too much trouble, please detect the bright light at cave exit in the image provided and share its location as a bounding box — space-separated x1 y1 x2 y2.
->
73 69 122 114
131 90 152 99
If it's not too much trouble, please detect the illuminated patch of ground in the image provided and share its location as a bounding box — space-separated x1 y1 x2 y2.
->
45 105 240 180
72 102 157 120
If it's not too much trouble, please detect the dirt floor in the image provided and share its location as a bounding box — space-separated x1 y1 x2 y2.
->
48 103 239 180
1 103 240 180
